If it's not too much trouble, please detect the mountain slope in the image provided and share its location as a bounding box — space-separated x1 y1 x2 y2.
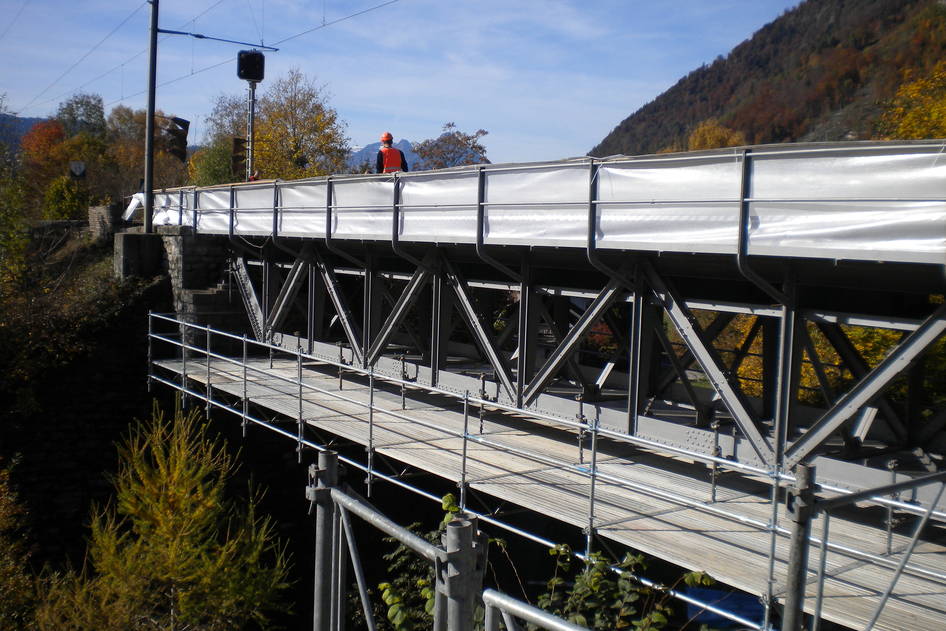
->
0 114 45 152
591 0 946 156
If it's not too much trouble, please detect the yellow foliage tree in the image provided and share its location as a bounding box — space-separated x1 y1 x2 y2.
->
687 119 746 150
878 60 946 139
36 403 290 630
253 69 349 180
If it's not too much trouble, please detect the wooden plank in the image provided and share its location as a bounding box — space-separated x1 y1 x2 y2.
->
154 357 946 631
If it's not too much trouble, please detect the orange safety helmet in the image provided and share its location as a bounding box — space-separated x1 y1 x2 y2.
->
380 131 394 142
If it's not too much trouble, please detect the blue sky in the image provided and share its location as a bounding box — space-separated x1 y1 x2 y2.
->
2 0 800 163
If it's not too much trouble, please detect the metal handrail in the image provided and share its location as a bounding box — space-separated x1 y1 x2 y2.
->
148 312 944 517
150 315 946 584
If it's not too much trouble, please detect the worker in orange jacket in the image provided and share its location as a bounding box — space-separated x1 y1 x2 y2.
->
376 131 409 173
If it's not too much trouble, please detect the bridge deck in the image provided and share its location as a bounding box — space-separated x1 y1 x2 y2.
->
156 356 946 631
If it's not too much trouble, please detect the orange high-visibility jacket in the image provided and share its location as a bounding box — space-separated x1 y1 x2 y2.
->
377 146 408 173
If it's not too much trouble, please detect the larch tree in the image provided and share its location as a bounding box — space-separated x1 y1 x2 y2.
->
878 59 946 139
36 403 290 631
686 118 746 150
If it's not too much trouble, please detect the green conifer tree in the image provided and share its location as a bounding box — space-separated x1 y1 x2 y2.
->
36 402 290 630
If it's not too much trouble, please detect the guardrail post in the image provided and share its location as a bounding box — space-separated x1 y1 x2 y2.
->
309 451 339 631
782 464 816 631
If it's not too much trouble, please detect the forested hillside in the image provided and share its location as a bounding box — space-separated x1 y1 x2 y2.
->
591 0 946 156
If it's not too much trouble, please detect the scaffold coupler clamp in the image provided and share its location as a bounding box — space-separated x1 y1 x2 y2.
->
305 462 332 515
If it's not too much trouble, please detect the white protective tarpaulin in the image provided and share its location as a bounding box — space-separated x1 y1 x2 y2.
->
134 140 946 265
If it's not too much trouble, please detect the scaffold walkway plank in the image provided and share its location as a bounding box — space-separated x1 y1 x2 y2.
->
155 356 946 631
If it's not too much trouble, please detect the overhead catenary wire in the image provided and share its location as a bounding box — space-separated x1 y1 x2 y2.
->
17 1 148 114
104 0 401 109
272 0 399 46
25 0 230 114
0 0 32 44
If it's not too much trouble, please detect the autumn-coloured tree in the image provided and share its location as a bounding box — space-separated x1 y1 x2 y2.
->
42 175 88 220
412 122 488 170
104 105 187 201
19 120 66 180
36 403 290 630
252 68 349 180
687 118 746 150
878 59 946 139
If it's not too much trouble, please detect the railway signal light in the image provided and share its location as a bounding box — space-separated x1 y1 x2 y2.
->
237 50 265 82
165 117 190 163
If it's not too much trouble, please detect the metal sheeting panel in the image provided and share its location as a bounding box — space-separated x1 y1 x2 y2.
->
195 188 231 234
597 156 741 254
333 178 394 240
233 185 274 235
139 141 946 266
278 180 327 237
484 164 588 247
401 171 478 244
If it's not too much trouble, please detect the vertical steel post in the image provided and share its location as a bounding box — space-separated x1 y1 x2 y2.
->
585 414 600 558
242 334 248 437
811 514 831 631
710 420 721 503
460 391 470 511
205 325 212 419
484 603 499 631
181 321 188 408
147 312 153 392
400 354 407 409
886 459 898 555
445 519 476 631
768 282 797 629
367 368 375 498
431 272 444 387
782 464 816 631
627 268 643 435
332 503 348 631
246 81 256 181
515 257 537 408
298 345 304 463
143 0 159 233
313 451 339 631
478 374 486 433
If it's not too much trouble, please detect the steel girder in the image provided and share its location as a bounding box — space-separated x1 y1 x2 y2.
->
227 238 946 476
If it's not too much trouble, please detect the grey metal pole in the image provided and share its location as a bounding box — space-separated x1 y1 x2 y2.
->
445 519 475 631
338 506 378 631
782 464 816 631
144 0 158 233
313 451 339 631
246 81 257 181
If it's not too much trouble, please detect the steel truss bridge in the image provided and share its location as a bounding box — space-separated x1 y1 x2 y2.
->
144 140 946 631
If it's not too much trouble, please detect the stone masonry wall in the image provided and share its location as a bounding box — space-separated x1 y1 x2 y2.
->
156 226 249 352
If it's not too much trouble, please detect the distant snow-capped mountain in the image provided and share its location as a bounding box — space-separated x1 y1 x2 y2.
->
347 139 420 172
